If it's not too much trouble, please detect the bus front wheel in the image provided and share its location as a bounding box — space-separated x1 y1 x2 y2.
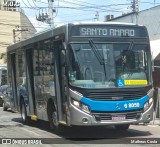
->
3 102 8 111
114 124 130 130
48 104 59 131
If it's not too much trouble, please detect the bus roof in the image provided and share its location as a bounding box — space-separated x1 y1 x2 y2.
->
71 21 142 26
7 22 144 52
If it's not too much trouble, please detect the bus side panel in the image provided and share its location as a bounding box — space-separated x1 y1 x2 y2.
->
33 41 55 121
8 53 18 112
16 49 28 113
7 53 15 111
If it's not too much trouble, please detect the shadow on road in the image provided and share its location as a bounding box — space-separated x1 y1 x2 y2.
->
11 117 152 140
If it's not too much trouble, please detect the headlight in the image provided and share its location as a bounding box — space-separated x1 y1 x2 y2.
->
144 98 153 112
72 99 80 108
72 99 90 114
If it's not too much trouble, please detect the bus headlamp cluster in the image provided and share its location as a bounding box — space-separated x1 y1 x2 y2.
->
144 98 153 112
72 99 90 114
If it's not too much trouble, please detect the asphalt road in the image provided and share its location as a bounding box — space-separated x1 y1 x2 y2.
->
0 107 160 147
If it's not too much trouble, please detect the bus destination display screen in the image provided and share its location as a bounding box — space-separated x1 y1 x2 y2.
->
71 25 147 37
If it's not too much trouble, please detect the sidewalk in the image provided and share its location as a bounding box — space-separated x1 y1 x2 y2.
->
133 118 160 126
149 118 160 125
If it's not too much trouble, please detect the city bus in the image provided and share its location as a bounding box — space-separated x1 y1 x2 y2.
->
7 22 153 131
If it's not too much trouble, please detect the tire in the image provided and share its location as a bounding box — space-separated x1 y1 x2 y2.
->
114 124 130 130
0 99 3 107
48 103 67 134
20 100 30 124
48 104 59 131
3 101 7 111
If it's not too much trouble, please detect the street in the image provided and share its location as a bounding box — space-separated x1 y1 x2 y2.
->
0 107 160 146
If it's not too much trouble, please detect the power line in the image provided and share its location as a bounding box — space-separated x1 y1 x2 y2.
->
18 2 132 13
0 22 46 28
74 0 101 7
59 0 131 12
22 0 30 8
19 6 127 12
35 0 48 4
32 0 39 8
54 0 60 18
26 0 35 9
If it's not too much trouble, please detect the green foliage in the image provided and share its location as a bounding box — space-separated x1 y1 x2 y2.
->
0 52 7 63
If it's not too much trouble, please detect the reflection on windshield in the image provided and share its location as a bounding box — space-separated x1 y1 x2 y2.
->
69 43 150 88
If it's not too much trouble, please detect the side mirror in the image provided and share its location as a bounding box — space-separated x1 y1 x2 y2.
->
61 50 66 67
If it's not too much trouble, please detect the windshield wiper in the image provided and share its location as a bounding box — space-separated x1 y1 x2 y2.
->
128 40 134 50
122 40 135 79
88 39 104 65
88 39 107 81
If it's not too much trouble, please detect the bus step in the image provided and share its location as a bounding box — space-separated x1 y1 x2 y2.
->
58 121 67 125
31 115 37 121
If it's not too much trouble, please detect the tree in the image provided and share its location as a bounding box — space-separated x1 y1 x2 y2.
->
0 52 7 63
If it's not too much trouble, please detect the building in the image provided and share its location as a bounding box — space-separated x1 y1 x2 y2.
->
105 6 160 59
0 0 36 63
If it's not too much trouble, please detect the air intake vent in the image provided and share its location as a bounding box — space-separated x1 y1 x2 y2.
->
85 89 147 100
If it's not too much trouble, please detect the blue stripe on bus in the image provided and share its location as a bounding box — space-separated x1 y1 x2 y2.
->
80 95 149 112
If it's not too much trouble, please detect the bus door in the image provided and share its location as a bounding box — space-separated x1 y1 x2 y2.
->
25 48 36 115
10 53 18 111
54 40 67 122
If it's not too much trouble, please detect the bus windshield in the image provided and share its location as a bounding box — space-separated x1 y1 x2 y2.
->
69 42 151 88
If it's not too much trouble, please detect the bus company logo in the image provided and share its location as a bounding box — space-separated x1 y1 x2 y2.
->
2 139 12 144
112 97 123 100
116 103 121 110
3 1 20 7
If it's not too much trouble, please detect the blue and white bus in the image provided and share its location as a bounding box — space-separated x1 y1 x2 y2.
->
7 22 153 131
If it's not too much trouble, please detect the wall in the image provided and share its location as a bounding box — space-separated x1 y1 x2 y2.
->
0 9 36 63
106 6 160 61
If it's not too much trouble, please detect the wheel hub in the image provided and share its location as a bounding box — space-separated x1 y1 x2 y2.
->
21 104 25 121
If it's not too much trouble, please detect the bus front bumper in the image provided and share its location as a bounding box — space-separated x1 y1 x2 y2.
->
69 103 153 126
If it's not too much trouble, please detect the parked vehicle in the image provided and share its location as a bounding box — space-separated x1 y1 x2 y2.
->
0 64 7 86
2 85 12 111
0 85 13 111
0 92 3 107
0 85 8 107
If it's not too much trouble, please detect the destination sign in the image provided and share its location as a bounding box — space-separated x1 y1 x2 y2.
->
71 25 147 37
80 28 135 37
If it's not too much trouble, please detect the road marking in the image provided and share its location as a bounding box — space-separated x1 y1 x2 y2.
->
21 127 42 137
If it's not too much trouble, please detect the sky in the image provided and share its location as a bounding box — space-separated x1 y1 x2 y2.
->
15 0 160 32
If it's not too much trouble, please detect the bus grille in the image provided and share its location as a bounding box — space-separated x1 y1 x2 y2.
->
86 90 146 100
92 111 142 121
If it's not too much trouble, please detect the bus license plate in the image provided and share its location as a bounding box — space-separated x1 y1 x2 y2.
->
112 115 126 121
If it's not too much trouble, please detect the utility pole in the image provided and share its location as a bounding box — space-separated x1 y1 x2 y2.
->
36 1 55 26
132 0 136 12
13 28 28 43
154 0 156 6
13 29 16 43
95 11 99 21
131 0 139 12
48 0 54 27
131 0 139 24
